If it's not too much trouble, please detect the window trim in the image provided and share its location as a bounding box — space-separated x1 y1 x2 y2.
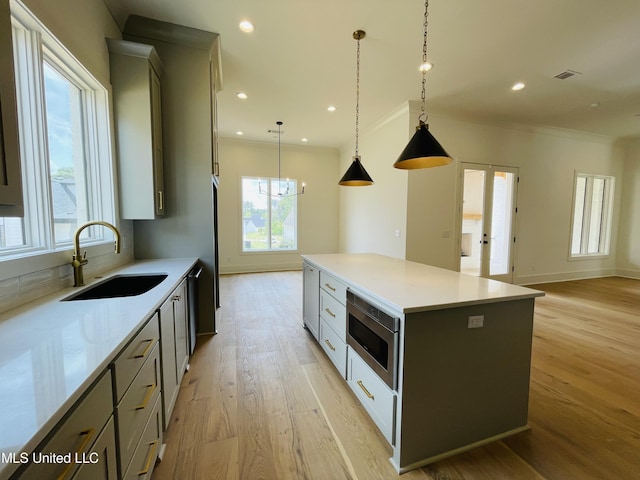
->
241 176 300 254
0 0 117 268
568 171 614 259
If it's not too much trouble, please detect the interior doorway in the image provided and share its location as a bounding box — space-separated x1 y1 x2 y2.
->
459 163 518 283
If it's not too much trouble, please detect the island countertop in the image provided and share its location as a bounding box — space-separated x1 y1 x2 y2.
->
0 258 198 480
302 253 543 314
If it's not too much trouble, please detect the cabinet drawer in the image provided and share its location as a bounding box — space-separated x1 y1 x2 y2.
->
320 289 346 340
320 318 347 378
320 271 347 304
71 416 118 480
112 314 160 402
347 349 396 445
21 371 113 480
116 343 161 473
122 394 163 480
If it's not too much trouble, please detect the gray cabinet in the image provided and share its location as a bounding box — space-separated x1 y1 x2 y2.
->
303 261 320 340
19 372 115 479
108 39 165 219
0 0 24 216
159 278 189 430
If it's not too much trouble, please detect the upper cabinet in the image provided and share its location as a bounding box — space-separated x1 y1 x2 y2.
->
108 38 165 219
0 0 24 216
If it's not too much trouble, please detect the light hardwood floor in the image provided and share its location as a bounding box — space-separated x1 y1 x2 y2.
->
151 273 640 480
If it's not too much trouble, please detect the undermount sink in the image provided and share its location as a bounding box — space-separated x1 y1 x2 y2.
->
63 274 168 301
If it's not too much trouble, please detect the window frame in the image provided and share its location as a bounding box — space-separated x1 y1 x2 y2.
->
569 172 615 259
241 176 299 253
0 0 116 267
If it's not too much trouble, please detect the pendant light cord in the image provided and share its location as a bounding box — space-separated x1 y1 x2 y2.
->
420 0 429 124
355 32 362 156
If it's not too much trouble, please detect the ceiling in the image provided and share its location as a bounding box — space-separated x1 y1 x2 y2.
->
103 0 640 149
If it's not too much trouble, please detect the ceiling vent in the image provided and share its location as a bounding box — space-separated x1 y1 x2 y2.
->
554 69 582 80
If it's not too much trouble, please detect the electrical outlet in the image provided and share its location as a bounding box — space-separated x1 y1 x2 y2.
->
468 315 484 329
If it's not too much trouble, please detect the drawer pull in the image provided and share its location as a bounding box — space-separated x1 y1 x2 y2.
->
357 380 375 400
136 384 157 410
172 294 181 301
324 283 336 292
324 339 336 352
138 440 159 476
56 428 95 480
133 338 156 359
324 307 336 318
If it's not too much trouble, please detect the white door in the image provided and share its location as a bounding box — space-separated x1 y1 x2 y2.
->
459 163 518 283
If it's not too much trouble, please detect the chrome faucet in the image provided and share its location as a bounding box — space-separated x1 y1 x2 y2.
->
72 220 121 287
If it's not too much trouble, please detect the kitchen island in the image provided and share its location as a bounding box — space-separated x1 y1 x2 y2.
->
302 253 544 473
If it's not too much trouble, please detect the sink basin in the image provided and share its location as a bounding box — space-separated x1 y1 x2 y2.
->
63 274 168 301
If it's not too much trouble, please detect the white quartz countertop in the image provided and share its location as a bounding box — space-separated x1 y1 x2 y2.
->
0 258 198 479
302 253 543 314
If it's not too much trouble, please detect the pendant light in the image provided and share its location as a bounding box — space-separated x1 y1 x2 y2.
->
259 121 305 197
394 0 452 170
339 30 373 186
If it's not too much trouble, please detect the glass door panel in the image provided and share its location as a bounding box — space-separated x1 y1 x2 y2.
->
459 164 518 283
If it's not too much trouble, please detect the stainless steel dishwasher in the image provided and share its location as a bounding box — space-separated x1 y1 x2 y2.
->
188 264 203 355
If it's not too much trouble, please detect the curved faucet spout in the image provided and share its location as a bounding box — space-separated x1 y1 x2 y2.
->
72 221 122 287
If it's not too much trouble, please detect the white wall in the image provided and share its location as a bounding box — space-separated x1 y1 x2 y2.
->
218 137 339 274
616 139 640 277
338 104 410 259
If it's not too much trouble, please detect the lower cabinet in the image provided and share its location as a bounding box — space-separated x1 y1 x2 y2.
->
159 279 189 430
303 262 320 339
319 318 347 377
72 417 118 480
121 395 163 480
18 371 115 479
347 349 396 445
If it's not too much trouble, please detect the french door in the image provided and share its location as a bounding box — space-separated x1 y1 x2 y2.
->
459 164 518 283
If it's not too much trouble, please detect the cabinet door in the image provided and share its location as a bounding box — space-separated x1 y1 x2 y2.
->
150 66 165 215
159 296 178 430
71 417 118 480
303 262 320 340
173 279 189 382
0 0 24 216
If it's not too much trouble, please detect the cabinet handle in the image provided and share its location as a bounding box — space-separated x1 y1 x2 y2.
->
324 339 336 352
158 190 164 211
136 384 157 410
324 283 336 292
357 380 375 400
138 440 159 476
133 338 156 359
56 428 95 480
172 294 181 301
324 308 336 318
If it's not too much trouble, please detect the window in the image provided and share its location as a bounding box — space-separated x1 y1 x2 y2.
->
241 177 298 252
570 173 614 257
0 1 115 258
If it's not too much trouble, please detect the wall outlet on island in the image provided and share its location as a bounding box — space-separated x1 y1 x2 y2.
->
467 315 484 329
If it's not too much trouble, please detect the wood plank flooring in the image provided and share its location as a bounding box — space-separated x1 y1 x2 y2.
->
151 273 640 480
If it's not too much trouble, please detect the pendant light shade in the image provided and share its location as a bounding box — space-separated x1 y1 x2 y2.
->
394 121 452 169
395 0 452 170
339 155 373 186
339 30 373 186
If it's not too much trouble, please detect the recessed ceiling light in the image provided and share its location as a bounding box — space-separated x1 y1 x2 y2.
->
590 102 600 108
418 62 433 73
235 131 244 135
301 138 308 142
327 105 336 112
239 20 254 33
511 82 525 91
236 92 248 99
